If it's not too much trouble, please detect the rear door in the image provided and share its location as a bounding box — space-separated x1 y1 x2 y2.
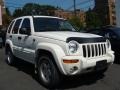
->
11 19 22 57
6 20 15 42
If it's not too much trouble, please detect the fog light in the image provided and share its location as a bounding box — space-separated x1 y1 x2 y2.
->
63 59 79 64
70 66 78 73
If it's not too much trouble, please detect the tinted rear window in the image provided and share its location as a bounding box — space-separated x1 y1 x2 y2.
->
12 19 22 34
8 21 15 33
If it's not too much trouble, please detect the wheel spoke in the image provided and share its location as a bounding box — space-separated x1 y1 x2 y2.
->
40 61 52 83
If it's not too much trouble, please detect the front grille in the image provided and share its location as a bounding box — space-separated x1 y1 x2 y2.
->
82 43 106 58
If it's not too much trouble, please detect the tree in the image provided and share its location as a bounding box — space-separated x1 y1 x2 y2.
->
2 14 11 27
13 9 23 18
12 3 58 17
6 8 11 16
22 3 40 15
1 8 12 28
86 9 102 29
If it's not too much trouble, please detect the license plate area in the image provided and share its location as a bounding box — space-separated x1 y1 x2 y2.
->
95 60 107 70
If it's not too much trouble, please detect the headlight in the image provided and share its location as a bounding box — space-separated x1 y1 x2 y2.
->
106 39 111 50
68 40 79 54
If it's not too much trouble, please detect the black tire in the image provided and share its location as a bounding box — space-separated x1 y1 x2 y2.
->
96 67 108 74
37 55 61 88
5 49 15 65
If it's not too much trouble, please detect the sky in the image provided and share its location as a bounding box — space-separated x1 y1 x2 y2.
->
4 0 94 13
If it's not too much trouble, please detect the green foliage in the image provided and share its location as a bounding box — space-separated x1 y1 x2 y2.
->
2 14 11 27
13 9 23 18
86 9 102 29
22 3 40 15
1 8 11 27
69 16 84 31
6 8 11 16
13 3 58 17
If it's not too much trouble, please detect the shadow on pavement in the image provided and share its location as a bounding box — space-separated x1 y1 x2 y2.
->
12 58 36 79
56 72 104 89
11 58 105 90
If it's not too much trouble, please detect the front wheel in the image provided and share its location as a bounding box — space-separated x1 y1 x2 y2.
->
37 55 61 88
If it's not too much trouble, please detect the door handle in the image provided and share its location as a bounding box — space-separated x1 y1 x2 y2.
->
18 36 22 40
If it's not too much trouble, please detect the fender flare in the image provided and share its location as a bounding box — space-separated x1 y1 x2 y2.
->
35 42 67 75
5 39 14 53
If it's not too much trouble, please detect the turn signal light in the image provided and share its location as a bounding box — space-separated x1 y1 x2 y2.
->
63 59 79 64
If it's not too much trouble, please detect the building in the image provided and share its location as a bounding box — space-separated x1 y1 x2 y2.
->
116 0 120 27
0 0 6 26
54 9 86 26
94 0 116 26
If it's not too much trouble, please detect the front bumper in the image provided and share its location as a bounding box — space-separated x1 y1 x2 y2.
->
61 51 114 75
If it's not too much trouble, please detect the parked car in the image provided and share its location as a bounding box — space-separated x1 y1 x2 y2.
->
5 16 114 88
85 26 120 63
0 29 6 46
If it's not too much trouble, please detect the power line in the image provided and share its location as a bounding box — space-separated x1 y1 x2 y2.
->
66 0 94 10
76 0 94 8
5 1 23 6
79 3 94 11
6 5 22 9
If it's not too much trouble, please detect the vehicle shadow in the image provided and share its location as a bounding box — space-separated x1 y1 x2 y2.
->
12 58 35 77
56 72 104 90
12 58 105 90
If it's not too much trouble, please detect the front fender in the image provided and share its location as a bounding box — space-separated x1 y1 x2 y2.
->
35 43 67 75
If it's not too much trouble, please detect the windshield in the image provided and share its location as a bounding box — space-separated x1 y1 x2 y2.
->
33 17 77 32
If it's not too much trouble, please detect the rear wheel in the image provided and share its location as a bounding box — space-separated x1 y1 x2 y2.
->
5 49 15 65
37 55 61 88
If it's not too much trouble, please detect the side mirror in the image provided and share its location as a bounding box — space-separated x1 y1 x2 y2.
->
20 27 31 35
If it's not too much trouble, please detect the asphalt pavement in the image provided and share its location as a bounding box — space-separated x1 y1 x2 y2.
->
0 48 120 90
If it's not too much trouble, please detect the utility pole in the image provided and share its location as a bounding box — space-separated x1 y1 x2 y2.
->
73 0 76 16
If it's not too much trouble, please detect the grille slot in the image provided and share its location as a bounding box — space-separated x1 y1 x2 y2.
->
82 43 106 58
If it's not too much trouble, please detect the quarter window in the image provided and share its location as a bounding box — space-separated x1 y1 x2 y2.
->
12 19 22 34
7 21 15 33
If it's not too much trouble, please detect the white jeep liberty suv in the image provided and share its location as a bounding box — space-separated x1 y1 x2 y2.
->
5 16 114 88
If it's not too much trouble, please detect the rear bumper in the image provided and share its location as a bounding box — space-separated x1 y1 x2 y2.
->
61 51 114 75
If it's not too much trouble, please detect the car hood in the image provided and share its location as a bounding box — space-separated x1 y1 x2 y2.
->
33 31 102 41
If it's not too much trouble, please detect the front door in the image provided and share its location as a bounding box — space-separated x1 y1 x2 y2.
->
19 18 35 63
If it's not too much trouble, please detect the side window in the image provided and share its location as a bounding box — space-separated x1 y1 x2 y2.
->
12 19 22 34
7 21 15 33
19 18 31 35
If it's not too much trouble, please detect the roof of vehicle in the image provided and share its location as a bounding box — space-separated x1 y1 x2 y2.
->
14 15 65 20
